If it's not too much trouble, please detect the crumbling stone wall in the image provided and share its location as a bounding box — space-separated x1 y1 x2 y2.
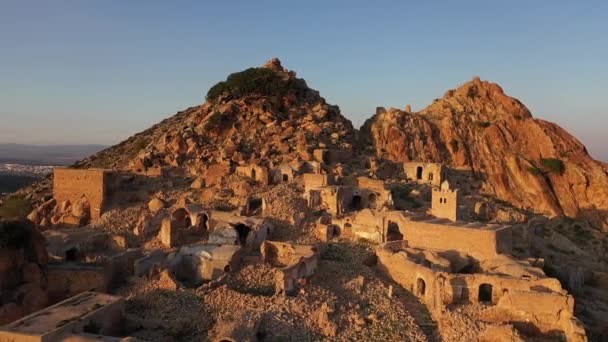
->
403 162 444 186
382 211 512 259
53 168 114 220
261 241 319 295
376 243 586 341
236 164 269 185
302 173 334 191
46 264 111 303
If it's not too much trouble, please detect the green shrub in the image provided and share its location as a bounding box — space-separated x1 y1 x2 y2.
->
476 121 491 129
133 137 149 151
527 166 543 175
540 158 565 175
0 220 30 249
467 85 479 99
206 67 286 101
204 112 224 131
0 197 32 220
321 243 347 262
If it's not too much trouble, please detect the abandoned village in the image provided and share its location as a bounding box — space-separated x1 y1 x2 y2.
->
1 59 607 342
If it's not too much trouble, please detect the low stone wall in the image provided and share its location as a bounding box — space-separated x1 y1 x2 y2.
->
376 243 586 341
0 292 124 342
46 264 111 303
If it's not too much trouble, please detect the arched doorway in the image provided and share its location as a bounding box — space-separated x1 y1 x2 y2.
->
351 195 362 210
65 248 78 262
368 193 377 208
235 224 251 245
479 283 493 303
282 174 289 182
251 168 257 180
386 221 403 241
416 166 423 180
417 278 426 296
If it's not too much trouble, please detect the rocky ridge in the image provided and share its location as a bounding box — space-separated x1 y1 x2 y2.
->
78 58 355 176
361 77 608 229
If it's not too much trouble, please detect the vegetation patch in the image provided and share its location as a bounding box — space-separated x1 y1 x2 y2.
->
476 121 491 129
0 196 32 220
540 158 565 175
204 112 225 131
527 165 543 176
466 85 479 99
321 243 348 262
206 67 287 101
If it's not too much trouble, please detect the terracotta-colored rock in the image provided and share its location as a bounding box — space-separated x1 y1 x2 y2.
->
362 78 608 229
148 198 166 212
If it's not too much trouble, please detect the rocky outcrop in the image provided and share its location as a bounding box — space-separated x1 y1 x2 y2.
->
361 78 608 229
77 58 355 178
0 219 49 324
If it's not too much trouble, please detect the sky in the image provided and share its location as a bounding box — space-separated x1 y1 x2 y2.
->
1 0 607 160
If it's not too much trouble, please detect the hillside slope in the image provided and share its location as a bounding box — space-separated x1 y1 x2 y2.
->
361 77 608 229
77 58 355 174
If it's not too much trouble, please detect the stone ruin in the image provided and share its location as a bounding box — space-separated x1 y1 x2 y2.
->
0 157 594 341
261 241 319 296
0 292 125 342
403 162 444 187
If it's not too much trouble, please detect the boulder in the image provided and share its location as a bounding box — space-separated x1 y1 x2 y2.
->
191 178 205 189
148 198 166 212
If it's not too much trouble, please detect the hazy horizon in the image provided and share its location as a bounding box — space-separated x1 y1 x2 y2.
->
1 1 606 161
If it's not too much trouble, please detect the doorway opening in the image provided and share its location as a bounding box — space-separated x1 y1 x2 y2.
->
479 283 493 303
235 224 251 245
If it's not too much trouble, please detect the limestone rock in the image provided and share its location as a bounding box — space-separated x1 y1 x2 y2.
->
191 178 205 189
148 198 166 212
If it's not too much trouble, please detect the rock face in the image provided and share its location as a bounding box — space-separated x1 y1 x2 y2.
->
361 77 608 228
78 58 355 176
0 219 49 324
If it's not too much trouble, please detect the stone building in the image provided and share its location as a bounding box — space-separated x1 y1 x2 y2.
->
403 162 444 186
173 244 242 284
271 163 296 184
376 242 586 342
261 241 319 296
431 180 460 221
208 211 273 249
53 168 117 220
159 205 210 248
236 164 270 185
304 175 392 215
0 292 125 342
334 209 512 260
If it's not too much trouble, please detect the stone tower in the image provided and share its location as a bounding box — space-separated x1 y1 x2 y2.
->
432 181 459 221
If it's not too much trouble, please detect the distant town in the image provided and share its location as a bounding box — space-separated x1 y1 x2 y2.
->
0 163 56 177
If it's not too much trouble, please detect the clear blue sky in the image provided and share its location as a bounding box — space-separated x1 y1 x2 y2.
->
1 0 607 160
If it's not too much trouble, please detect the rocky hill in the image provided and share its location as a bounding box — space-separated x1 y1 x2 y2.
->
361 77 608 229
77 58 355 175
